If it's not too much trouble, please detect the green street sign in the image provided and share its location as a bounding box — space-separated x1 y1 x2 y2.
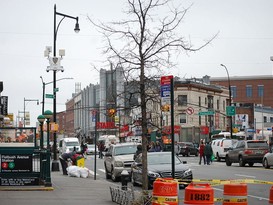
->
54 88 59 92
45 94 54 99
226 106 236 116
198 111 215 116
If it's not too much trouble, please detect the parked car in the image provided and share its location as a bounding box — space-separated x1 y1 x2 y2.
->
225 140 269 167
178 142 199 156
104 142 140 182
86 144 96 155
131 152 193 189
263 146 273 168
211 139 237 161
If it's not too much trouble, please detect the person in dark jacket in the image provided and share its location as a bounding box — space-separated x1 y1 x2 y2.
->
134 144 142 160
154 141 162 152
204 142 213 165
98 141 105 159
59 149 76 175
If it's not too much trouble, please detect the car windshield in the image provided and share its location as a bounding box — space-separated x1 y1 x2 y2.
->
114 145 138 155
247 141 268 148
147 153 181 165
66 142 79 146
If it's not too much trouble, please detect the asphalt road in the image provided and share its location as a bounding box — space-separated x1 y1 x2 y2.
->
0 153 271 205
85 153 273 205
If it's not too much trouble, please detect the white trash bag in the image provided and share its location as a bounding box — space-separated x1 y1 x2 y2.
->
67 165 81 178
78 167 90 178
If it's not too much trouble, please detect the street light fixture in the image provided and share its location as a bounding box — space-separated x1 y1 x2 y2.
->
44 5 79 172
40 76 73 115
23 98 39 127
220 64 233 139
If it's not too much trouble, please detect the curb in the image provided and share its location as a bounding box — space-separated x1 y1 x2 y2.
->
0 186 54 191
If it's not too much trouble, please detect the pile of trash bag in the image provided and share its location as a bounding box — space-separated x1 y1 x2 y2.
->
66 165 91 178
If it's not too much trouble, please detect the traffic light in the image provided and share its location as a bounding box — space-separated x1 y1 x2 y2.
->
108 108 116 117
161 104 170 112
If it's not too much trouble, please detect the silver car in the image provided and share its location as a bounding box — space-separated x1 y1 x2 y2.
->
104 142 140 182
226 140 269 167
263 146 273 168
86 144 96 155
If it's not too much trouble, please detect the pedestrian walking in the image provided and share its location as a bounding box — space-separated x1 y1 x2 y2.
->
98 141 105 159
174 141 180 156
198 140 206 165
154 141 162 152
81 141 87 158
204 142 213 165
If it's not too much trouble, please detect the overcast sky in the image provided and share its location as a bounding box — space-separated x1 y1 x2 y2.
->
1 0 273 126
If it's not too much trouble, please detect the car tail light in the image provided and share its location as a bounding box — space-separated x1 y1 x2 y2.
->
221 141 223 147
244 149 253 154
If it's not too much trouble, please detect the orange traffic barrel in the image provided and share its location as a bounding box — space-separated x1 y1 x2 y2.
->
184 182 214 205
269 186 273 204
152 178 178 205
223 183 247 205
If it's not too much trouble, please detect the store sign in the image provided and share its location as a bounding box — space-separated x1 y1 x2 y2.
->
96 122 116 129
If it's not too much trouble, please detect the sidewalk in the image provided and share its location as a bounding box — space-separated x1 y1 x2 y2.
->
0 171 115 205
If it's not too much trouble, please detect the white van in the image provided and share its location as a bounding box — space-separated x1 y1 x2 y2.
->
98 135 120 151
211 138 237 161
59 138 81 154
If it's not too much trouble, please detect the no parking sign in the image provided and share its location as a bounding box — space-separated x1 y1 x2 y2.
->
186 107 194 115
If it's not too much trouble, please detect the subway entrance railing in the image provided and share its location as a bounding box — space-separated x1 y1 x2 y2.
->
0 127 51 187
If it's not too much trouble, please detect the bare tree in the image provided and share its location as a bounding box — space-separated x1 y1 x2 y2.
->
88 0 216 191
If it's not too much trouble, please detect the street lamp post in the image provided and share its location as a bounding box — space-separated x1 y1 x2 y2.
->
44 110 53 187
37 115 45 149
23 98 39 127
45 5 79 172
220 64 233 139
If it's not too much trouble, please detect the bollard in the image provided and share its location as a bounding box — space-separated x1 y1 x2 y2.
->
223 183 247 205
269 186 273 204
184 182 214 205
120 170 130 191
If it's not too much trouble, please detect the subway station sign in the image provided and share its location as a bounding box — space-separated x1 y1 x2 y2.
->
0 154 32 173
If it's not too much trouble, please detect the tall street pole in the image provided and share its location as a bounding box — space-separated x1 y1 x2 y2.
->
51 4 80 172
220 64 233 139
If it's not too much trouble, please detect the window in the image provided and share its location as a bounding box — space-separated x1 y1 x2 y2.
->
231 86 237 98
217 99 220 110
270 117 273 123
207 95 213 109
179 113 186 124
178 95 187 106
264 116 267 123
258 85 264 97
223 100 225 111
246 85 252 98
